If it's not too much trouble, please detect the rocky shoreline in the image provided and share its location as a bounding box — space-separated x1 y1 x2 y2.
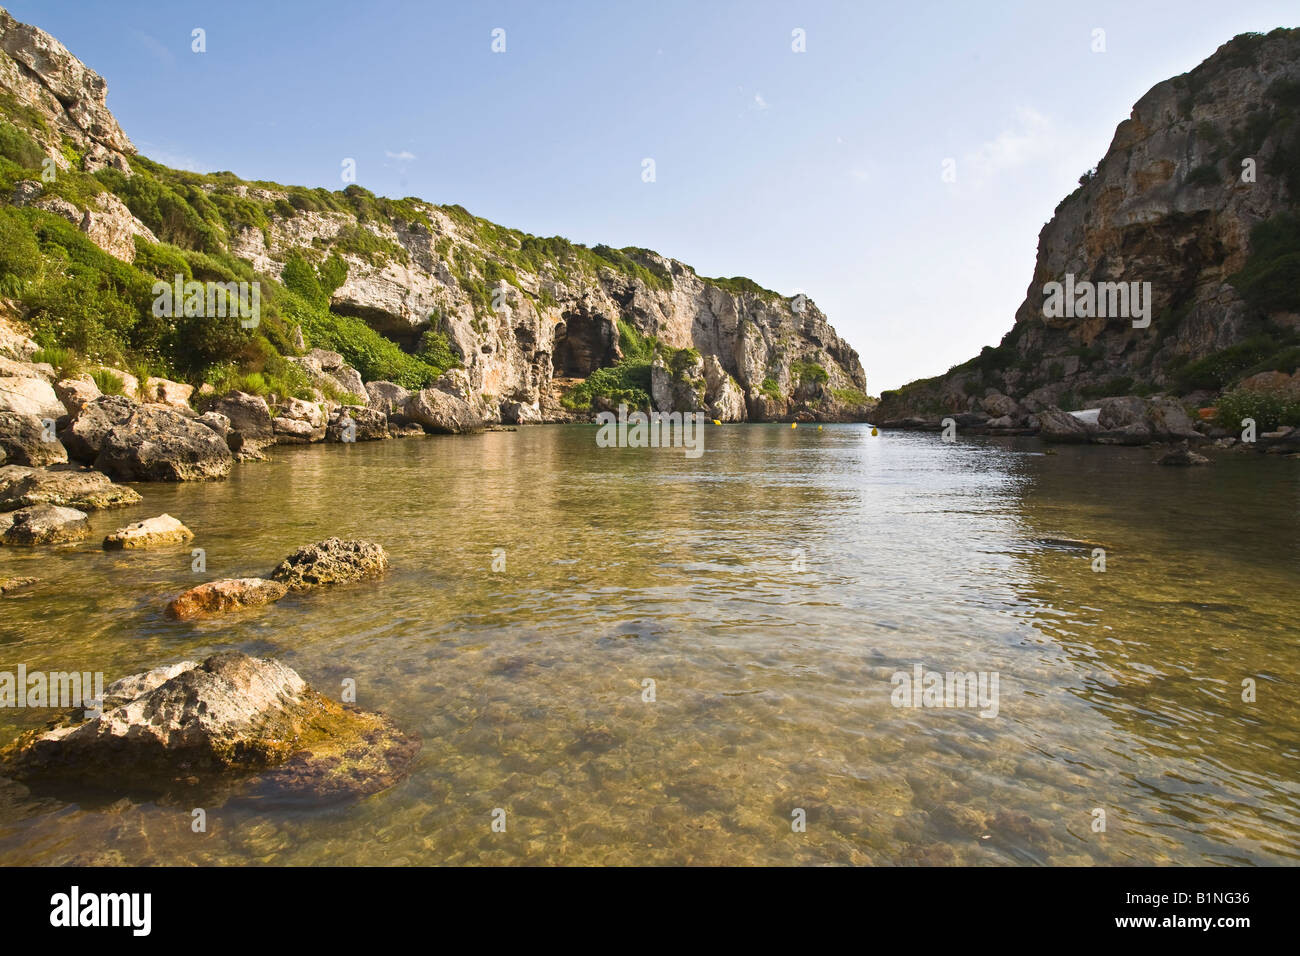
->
874 389 1300 458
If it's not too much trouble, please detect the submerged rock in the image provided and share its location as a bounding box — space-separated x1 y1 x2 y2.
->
0 503 89 544
1158 441 1210 466
165 577 287 620
270 537 389 591
0 651 420 803
0 575 36 595
0 464 141 511
103 513 193 550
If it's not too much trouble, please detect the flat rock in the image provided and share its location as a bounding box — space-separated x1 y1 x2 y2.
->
103 513 193 550
164 577 287 620
270 537 389 591
0 651 421 805
0 503 89 545
0 464 141 511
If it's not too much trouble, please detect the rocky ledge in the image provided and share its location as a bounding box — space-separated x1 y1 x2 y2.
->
0 651 420 804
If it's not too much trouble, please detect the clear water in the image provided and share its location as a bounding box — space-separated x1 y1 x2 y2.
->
0 425 1296 865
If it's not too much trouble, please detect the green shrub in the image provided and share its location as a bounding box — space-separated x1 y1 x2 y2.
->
562 361 652 411
1216 387 1300 431
91 368 125 395
1231 214 1300 314
832 387 869 406
792 359 828 386
1174 335 1293 391
760 377 782 399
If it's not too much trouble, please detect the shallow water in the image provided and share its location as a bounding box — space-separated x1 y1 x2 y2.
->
0 424 1297 865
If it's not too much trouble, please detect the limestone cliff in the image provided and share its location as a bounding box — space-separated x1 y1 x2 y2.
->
876 28 1300 427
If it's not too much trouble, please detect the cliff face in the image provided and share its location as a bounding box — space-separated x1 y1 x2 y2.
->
234 201 868 422
0 6 868 424
876 28 1300 425
0 7 133 172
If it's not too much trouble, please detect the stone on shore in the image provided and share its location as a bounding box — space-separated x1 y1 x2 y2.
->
103 513 194 550
164 577 288 620
0 464 142 511
0 411 67 465
0 375 64 419
327 406 388 442
95 403 233 481
58 394 136 463
270 537 389 591
209 391 275 458
0 651 421 803
0 503 89 545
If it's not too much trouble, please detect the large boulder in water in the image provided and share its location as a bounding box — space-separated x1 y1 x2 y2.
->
403 387 484 434
270 537 389 591
0 651 420 802
1036 407 1096 443
94 403 233 481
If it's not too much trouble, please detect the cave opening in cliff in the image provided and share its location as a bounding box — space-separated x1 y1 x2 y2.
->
554 312 617 377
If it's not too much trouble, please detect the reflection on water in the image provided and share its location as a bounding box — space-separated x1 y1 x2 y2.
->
0 425 1296 865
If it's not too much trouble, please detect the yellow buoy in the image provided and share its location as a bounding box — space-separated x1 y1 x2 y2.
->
712 419 721 426
791 422 797 429
817 425 823 431
871 427 879 436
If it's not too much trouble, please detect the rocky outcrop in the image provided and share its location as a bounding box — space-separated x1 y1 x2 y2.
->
94 404 233 481
0 502 88 544
1159 441 1211 465
270 537 390 591
0 463 141 510
876 28 1300 427
165 578 287 620
103 513 193 550
0 7 134 169
0 651 420 803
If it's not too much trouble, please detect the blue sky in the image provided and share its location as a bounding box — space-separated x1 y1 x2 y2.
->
9 0 1298 390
